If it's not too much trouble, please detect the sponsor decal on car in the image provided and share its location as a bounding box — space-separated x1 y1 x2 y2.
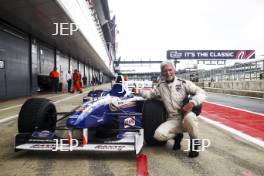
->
124 117 136 128
94 145 125 151
29 139 54 142
119 102 136 109
32 130 55 139
69 115 79 119
30 144 56 149
109 103 118 111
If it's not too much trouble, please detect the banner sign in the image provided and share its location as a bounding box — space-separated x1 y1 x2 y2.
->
167 50 255 60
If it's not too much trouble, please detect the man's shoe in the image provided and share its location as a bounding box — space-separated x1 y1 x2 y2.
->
188 151 199 158
172 133 183 150
188 138 200 158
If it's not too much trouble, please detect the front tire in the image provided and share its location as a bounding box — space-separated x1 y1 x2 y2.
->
143 100 167 146
18 98 57 133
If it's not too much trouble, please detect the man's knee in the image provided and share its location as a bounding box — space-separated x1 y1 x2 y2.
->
153 119 183 141
154 130 169 141
184 112 198 125
154 126 177 141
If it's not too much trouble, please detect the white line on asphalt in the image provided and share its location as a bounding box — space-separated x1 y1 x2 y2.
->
46 93 69 99
0 104 22 112
0 94 67 112
225 93 264 100
199 115 264 150
207 92 264 100
249 96 264 100
205 101 264 116
0 90 89 124
52 92 87 104
0 115 18 124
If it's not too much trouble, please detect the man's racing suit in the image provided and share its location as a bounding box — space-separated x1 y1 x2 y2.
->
140 77 206 141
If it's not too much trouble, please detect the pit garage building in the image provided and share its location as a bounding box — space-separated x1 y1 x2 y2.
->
0 0 116 99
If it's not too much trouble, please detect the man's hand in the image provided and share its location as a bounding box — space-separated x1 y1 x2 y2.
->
182 102 194 114
131 87 139 94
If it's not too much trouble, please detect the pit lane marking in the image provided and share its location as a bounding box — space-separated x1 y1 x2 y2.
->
0 90 90 124
0 115 18 124
137 154 148 176
207 92 264 100
199 115 264 150
0 94 67 112
205 101 264 116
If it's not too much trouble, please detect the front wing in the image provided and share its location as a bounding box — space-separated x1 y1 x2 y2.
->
15 129 144 155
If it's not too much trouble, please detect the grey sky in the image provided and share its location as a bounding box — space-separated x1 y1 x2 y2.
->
108 0 264 71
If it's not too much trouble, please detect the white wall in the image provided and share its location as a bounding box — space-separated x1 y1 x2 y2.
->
56 0 110 70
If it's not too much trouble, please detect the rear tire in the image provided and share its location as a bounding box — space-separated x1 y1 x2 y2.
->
18 98 57 133
143 100 167 146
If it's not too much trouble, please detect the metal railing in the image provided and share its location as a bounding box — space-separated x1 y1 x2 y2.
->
177 59 264 82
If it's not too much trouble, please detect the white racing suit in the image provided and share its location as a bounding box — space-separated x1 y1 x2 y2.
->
140 77 206 141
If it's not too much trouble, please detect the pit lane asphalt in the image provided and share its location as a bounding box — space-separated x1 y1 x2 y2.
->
0 85 264 176
206 92 264 114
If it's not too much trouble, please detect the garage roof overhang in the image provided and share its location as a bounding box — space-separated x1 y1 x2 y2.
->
0 0 113 76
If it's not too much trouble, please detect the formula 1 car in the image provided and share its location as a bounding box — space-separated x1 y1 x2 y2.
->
14 77 167 155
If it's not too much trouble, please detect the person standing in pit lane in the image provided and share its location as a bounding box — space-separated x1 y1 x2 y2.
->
71 69 82 94
66 70 72 93
49 67 60 93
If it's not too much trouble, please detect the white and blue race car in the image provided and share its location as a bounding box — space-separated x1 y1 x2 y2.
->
15 76 167 155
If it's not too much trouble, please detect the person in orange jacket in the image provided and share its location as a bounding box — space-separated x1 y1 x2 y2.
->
72 69 82 93
49 67 60 93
